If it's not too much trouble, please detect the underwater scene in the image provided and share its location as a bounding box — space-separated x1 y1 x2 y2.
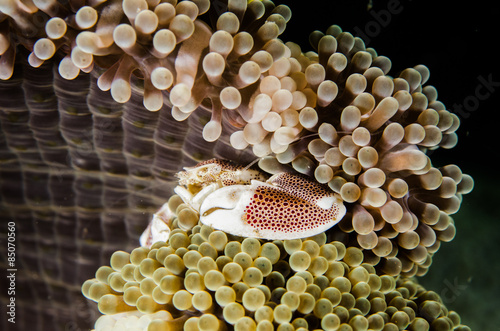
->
0 0 499 330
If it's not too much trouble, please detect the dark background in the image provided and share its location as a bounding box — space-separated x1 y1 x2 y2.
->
276 0 500 329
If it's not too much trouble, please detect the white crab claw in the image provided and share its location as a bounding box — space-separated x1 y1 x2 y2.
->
190 183 219 211
199 178 347 240
140 202 172 248
199 184 261 238
175 183 220 212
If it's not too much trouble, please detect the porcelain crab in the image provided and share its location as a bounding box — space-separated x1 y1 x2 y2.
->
141 159 346 246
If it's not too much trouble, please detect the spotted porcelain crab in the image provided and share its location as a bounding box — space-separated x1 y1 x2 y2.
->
141 159 346 246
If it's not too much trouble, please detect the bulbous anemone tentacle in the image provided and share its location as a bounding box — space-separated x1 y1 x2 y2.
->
83 205 471 331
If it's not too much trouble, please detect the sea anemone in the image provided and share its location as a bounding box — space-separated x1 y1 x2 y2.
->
0 0 473 329
0 0 473 276
83 207 471 331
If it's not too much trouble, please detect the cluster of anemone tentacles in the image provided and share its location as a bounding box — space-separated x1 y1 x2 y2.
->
1 0 474 277
83 195 470 331
0 0 474 330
